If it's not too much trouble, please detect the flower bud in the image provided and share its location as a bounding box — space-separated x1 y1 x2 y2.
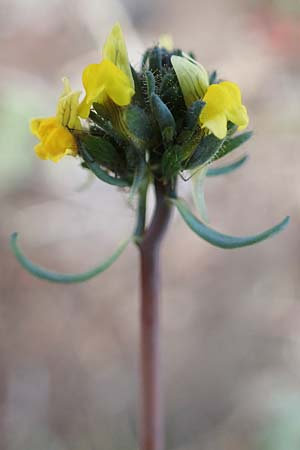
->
171 55 209 106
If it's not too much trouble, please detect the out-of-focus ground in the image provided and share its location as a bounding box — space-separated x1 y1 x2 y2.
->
1 0 300 449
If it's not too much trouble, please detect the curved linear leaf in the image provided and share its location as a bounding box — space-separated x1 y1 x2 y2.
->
10 233 130 283
128 158 147 203
186 134 225 169
207 154 249 177
145 70 156 97
81 134 124 171
123 104 153 144
150 93 176 146
212 131 253 163
176 100 205 145
171 197 290 249
191 166 209 223
80 146 129 187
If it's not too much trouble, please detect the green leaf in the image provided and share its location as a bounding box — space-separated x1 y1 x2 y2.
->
161 145 183 179
183 100 205 132
79 144 129 187
10 232 130 283
148 46 162 73
93 103 110 120
171 197 290 249
150 93 176 146
89 109 124 144
209 70 217 84
159 70 176 94
123 104 153 145
131 65 145 107
128 157 147 203
159 69 186 120
186 134 225 169
81 134 123 171
177 100 205 144
207 154 249 177
145 70 156 97
227 121 238 136
212 131 253 162
191 166 209 223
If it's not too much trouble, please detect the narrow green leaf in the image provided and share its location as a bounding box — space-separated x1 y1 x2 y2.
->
191 166 209 223
212 131 253 162
171 197 290 249
209 70 217 84
79 145 129 187
159 70 176 94
123 104 153 144
81 134 123 170
227 121 238 136
128 158 147 203
89 109 125 144
159 69 186 120
177 100 205 144
10 233 130 283
93 103 110 120
145 70 156 97
184 100 205 131
131 65 145 107
186 134 225 169
161 145 183 179
150 93 176 146
207 154 249 177
148 46 162 73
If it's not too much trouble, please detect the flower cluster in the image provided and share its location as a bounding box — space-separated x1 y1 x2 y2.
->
30 23 249 183
11 24 289 284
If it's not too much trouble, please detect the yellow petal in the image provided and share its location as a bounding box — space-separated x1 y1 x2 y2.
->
200 84 229 121
200 82 249 138
219 81 242 105
220 82 249 129
82 63 107 103
102 22 134 90
77 96 93 119
78 63 106 118
79 59 134 118
30 117 58 140
103 60 135 106
171 55 209 107
56 77 81 129
30 118 43 138
227 104 249 129
35 126 77 162
60 77 72 96
202 114 227 139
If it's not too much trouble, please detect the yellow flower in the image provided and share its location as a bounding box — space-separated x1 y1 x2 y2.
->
172 55 249 139
30 117 77 162
78 23 135 119
171 55 209 107
30 78 80 162
200 81 249 139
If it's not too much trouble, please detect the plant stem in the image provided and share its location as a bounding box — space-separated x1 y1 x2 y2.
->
138 180 172 450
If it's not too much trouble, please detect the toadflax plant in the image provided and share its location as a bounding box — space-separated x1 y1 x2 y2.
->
11 23 289 450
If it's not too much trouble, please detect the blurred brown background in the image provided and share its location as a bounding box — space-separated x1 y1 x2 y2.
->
1 0 300 449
